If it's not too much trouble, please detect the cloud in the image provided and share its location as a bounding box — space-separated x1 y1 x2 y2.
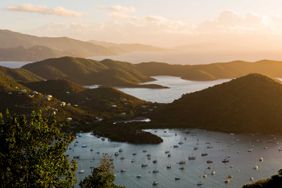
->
6 4 81 17
31 9 282 49
196 10 268 34
100 5 135 18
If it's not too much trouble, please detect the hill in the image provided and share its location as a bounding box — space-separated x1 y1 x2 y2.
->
150 74 282 133
24 79 150 119
0 65 42 85
22 57 155 87
136 60 282 80
0 75 90 123
0 29 114 60
0 74 161 144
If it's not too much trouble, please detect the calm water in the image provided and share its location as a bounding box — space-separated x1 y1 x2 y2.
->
67 129 282 188
117 76 229 103
0 61 31 68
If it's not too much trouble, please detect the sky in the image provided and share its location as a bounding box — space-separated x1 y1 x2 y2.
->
2 0 282 52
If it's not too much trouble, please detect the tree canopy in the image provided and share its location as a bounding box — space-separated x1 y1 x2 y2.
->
80 154 124 188
0 110 77 187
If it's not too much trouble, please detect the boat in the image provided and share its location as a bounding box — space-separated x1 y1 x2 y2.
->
136 175 141 179
141 164 148 168
201 153 208 157
78 170 85 174
196 182 203 186
179 167 184 170
253 165 259 170
206 160 213 164
188 156 196 160
259 157 264 162
152 170 159 174
178 161 186 165
152 181 158 186
222 159 229 164
224 179 231 184
175 177 181 181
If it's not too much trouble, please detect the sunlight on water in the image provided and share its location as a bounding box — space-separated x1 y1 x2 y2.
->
0 61 31 68
118 76 230 103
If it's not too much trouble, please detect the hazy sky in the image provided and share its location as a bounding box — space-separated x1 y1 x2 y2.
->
2 0 282 50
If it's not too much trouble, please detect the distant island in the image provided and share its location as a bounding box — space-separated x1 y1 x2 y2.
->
136 60 282 81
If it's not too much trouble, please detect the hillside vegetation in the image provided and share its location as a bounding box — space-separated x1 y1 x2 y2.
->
150 74 282 133
0 70 161 144
24 79 149 119
23 57 155 87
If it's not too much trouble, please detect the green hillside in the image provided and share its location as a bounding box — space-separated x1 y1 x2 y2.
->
23 57 154 86
0 66 42 86
24 79 149 119
150 74 282 133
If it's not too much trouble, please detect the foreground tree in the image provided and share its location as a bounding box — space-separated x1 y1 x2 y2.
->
0 110 77 187
80 155 124 188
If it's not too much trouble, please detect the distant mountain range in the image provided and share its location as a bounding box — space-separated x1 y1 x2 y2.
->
150 74 282 133
136 60 282 80
15 56 282 88
0 29 162 61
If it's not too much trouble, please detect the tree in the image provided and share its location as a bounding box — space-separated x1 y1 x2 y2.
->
0 110 77 187
80 154 124 188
